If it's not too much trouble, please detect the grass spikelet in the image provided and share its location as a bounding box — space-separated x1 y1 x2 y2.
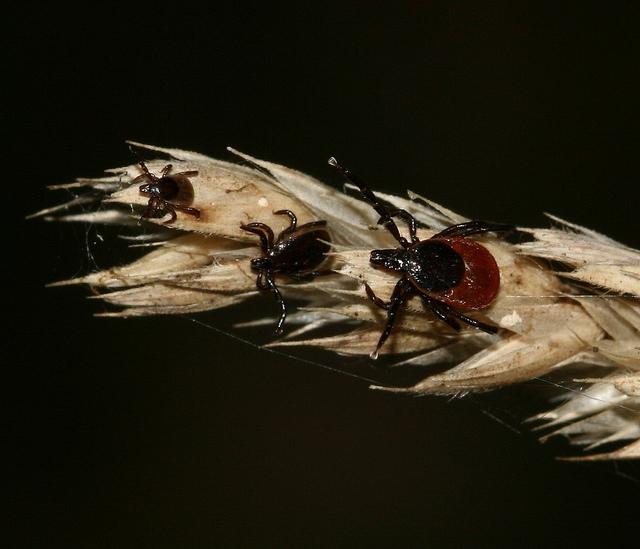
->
34 143 640 460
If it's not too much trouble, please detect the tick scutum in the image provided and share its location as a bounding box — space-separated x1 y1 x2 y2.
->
270 227 331 274
407 240 465 292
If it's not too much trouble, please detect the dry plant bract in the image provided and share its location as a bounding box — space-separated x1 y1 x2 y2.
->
34 142 640 461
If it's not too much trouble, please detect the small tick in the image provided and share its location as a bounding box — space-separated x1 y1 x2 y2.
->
131 151 201 224
329 157 511 358
241 210 332 335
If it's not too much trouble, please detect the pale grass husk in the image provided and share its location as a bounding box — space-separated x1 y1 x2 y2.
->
35 143 640 460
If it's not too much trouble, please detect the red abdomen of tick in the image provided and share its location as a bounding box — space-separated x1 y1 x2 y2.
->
430 237 500 310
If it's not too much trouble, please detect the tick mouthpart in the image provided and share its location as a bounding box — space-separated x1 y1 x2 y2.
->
138 183 153 195
370 248 406 272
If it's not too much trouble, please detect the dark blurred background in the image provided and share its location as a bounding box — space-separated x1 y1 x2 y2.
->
9 3 639 548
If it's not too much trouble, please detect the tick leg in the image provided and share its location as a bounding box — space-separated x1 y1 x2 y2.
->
171 203 201 219
328 157 409 248
161 164 173 177
446 306 498 334
265 273 287 335
139 203 153 222
424 295 498 334
295 220 328 231
137 160 153 178
434 221 513 239
256 270 270 290
274 209 297 234
173 170 199 178
139 196 162 222
132 173 153 184
241 222 275 253
421 296 461 332
363 283 389 310
371 277 414 359
162 205 178 225
129 145 154 179
288 269 333 282
382 209 419 243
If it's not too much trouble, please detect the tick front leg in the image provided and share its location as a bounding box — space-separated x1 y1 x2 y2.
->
380 209 419 243
371 277 414 359
129 145 154 179
447 306 498 334
240 222 275 253
434 220 513 239
328 157 409 248
363 283 389 310
132 172 153 184
274 209 297 234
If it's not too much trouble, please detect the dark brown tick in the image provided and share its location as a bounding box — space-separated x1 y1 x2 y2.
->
241 210 332 335
132 151 201 224
329 157 512 358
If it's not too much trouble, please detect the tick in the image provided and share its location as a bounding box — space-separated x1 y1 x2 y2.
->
132 152 201 224
241 210 332 335
329 157 511 358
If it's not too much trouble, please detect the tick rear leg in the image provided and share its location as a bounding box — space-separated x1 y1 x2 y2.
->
171 203 201 219
421 296 461 332
434 221 513 239
370 277 414 359
420 295 460 332
274 209 297 234
423 295 498 334
241 222 275 253
161 164 173 177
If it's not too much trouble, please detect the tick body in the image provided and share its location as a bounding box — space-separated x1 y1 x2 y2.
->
241 210 331 335
132 154 201 224
379 237 500 309
329 157 510 358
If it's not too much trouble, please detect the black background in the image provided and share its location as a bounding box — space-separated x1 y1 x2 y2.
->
10 3 639 548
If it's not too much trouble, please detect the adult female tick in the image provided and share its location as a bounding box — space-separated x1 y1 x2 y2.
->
329 157 511 358
241 209 332 335
132 152 201 224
